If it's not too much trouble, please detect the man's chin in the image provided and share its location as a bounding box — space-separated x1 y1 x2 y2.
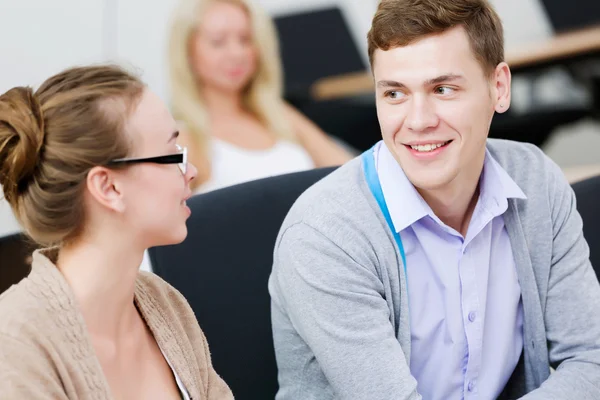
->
405 169 455 193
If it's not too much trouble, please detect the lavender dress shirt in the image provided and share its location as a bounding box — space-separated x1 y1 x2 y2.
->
375 142 525 399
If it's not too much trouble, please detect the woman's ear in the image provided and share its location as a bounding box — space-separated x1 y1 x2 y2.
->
86 166 126 213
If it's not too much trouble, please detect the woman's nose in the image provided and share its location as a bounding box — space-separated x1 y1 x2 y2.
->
186 161 198 182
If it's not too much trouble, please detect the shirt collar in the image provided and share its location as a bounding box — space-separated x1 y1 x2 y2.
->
482 148 527 202
375 142 430 233
375 142 526 234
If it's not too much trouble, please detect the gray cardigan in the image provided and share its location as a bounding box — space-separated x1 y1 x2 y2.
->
268 139 600 399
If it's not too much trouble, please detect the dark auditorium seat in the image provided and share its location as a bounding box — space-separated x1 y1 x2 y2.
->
0 233 37 295
148 167 337 400
572 174 600 279
274 7 382 152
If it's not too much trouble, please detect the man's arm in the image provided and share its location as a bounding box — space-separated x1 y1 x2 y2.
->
520 168 600 399
271 222 421 400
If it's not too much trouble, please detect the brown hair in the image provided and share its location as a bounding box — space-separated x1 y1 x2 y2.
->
367 0 504 76
0 65 145 247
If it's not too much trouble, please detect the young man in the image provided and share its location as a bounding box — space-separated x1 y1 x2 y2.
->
268 0 600 399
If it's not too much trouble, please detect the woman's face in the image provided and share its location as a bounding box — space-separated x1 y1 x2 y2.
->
118 88 197 249
190 1 258 93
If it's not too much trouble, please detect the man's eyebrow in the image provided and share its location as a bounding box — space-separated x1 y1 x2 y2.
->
376 74 465 89
425 74 465 85
376 80 407 89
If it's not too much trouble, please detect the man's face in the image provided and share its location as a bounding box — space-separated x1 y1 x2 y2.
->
373 25 509 192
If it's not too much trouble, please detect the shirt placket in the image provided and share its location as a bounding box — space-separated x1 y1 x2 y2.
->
458 243 484 398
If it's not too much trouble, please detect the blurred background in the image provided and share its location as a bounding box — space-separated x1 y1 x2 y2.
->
1 0 599 237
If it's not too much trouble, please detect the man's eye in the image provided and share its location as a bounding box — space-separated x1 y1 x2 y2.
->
435 86 455 95
385 90 404 99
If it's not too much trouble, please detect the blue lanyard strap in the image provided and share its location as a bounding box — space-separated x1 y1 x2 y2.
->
361 147 408 275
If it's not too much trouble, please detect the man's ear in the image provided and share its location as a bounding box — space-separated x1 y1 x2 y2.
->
86 166 126 213
493 62 511 114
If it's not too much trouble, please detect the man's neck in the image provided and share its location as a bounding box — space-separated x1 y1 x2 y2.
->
417 159 485 237
419 182 480 237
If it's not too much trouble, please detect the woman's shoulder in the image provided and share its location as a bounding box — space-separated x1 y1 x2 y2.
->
0 277 39 335
136 271 190 310
0 281 69 397
0 269 70 353
135 271 200 332
134 272 228 395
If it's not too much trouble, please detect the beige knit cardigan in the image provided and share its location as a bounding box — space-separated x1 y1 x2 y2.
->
0 249 234 400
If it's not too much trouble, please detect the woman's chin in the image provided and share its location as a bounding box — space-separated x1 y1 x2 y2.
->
153 226 188 248
215 76 251 93
172 227 189 245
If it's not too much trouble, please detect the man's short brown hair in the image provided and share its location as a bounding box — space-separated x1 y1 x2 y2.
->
367 0 504 76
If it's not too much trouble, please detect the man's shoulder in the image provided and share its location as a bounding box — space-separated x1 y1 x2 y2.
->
487 138 548 171
487 138 565 193
282 157 373 230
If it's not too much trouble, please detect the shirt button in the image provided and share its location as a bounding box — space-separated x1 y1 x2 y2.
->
468 381 475 392
468 311 476 322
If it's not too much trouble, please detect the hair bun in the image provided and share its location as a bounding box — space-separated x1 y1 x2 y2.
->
0 86 45 205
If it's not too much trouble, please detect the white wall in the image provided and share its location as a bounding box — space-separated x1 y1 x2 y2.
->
0 0 107 93
0 196 20 238
113 0 177 103
488 0 553 48
0 0 108 236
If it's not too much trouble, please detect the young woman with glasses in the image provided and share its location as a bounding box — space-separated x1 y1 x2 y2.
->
0 65 233 399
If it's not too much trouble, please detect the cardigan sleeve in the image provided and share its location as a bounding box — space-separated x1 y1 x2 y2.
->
0 333 69 400
520 159 600 399
269 222 421 399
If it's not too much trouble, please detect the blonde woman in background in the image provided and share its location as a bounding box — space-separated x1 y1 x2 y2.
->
169 0 353 193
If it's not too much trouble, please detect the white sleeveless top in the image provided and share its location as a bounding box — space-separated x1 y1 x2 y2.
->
196 138 315 194
160 347 190 400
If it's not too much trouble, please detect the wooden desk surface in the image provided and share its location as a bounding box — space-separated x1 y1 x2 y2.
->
312 25 600 101
508 25 600 69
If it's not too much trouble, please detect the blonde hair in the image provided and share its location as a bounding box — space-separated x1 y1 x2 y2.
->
0 65 144 247
168 0 293 159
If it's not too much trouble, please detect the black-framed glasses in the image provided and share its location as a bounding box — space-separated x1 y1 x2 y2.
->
107 144 188 175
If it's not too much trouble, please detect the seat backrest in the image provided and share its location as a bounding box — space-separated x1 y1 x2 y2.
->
0 233 37 295
541 0 600 33
274 7 365 99
572 174 600 279
148 167 336 400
